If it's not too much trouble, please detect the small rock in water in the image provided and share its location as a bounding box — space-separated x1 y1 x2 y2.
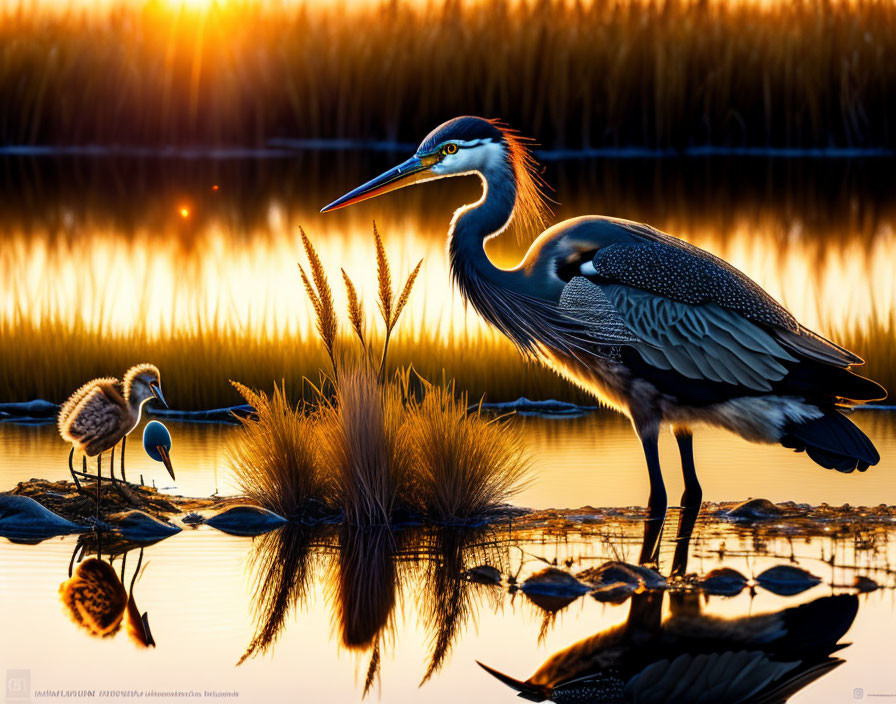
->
0 495 84 539
853 575 879 593
577 561 666 591
591 581 638 603
521 567 591 597
206 505 287 536
755 565 821 596
109 510 181 542
181 512 205 527
725 498 784 521
464 565 502 584
699 567 749 596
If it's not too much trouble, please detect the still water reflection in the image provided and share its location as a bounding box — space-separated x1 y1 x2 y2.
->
0 512 892 702
1 410 894 509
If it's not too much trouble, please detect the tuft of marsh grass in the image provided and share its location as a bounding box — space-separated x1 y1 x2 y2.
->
406 382 530 523
226 381 327 519
317 366 412 526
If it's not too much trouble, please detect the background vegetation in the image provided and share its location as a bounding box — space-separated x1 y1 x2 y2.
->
1 157 892 410
2 0 895 151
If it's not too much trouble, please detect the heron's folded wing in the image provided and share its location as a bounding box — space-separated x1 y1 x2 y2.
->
558 276 643 346
588 236 861 366
600 284 798 392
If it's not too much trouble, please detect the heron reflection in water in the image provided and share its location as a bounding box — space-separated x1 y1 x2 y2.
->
479 588 857 703
323 116 886 564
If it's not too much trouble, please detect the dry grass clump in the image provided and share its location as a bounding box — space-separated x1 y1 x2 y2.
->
226 381 325 519
406 383 529 523
317 367 413 526
226 224 529 525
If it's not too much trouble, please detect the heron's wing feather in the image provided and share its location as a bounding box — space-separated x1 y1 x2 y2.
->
624 650 800 704
64 383 127 448
558 276 643 345
601 284 796 391
586 227 862 367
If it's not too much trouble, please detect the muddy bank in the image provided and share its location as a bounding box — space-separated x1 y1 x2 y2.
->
4 478 896 543
6 478 235 523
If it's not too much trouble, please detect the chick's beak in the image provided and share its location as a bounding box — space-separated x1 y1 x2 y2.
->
320 154 437 212
149 382 168 409
157 445 175 480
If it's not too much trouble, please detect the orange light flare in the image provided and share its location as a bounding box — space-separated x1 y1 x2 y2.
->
179 206 190 219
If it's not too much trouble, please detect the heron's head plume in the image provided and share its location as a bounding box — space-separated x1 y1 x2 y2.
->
321 116 550 244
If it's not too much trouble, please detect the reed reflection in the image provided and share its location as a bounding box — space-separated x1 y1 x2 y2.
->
238 524 320 665
239 523 512 695
417 527 509 685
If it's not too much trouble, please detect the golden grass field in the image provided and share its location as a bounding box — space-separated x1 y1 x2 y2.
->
2 0 895 150
1 159 893 410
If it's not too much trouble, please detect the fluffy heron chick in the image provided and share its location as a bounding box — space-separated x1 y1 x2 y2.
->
59 363 167 456
59 364 169 513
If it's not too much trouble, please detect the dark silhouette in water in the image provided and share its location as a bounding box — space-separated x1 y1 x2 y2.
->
59 535 156 647
322 115 886 564
478 591 858 703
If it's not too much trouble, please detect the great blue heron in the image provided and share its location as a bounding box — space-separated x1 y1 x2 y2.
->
321 116 885 563
58 363 171 519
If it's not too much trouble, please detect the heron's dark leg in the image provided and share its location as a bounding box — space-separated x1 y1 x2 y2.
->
671 429 702 577
675 429 702 510
68 447 82 492
130 547 144 593
636 424 666 566
120 435 127 483
110 443 116 484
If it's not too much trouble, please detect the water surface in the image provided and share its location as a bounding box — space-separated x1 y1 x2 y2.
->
1 514 893 703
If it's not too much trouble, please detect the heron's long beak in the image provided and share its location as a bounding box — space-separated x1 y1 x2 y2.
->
149 382 168 409
320 155 436 212
156 445 175 480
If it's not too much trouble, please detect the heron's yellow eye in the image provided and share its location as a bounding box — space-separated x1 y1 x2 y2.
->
441 143 458 156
